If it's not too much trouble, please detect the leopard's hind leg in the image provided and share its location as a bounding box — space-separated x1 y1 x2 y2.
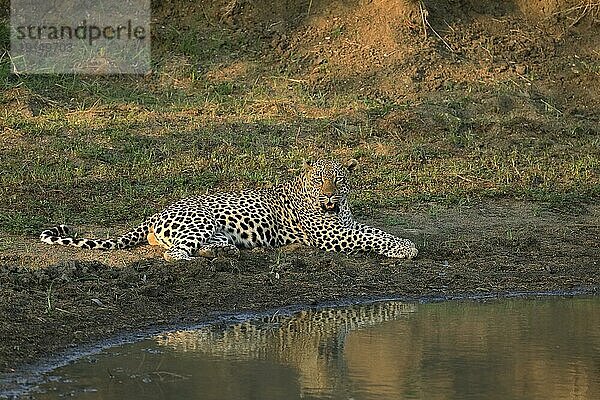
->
162 226 239 261
197 231 240 258
161 226 207 261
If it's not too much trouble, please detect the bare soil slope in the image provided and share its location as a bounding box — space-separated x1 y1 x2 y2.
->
159 0 600 108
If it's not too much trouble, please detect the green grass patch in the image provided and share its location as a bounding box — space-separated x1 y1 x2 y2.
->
1 8 598 236
1 97 598 236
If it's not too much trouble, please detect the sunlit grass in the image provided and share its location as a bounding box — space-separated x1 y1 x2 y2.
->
0 11 598 236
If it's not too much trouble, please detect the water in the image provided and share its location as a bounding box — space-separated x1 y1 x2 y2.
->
31 296 600 399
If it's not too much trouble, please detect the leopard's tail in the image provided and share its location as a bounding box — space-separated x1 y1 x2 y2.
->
40 219 153 250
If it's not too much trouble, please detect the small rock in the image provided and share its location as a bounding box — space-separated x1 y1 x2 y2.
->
515 65 527 75
90 298 105 307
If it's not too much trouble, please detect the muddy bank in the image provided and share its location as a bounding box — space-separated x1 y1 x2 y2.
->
0 202 598 374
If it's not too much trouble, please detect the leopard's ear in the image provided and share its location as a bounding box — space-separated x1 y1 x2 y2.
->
303 160 313 171
345 158 358 172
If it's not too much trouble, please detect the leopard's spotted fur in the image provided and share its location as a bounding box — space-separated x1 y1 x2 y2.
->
40 159 418 260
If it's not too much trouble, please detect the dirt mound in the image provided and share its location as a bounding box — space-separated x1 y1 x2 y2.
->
154 0 599 109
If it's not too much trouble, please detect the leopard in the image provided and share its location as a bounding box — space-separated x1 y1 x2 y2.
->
40 159 418 261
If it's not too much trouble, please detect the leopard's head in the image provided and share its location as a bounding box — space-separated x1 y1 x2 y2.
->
301 159 358 213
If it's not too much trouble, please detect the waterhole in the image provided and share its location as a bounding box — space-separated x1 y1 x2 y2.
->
27 296 600 399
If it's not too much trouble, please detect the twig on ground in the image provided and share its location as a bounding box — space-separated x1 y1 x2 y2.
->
418 1 455 53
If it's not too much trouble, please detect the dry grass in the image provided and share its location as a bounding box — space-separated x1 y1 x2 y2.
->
553 1 600 26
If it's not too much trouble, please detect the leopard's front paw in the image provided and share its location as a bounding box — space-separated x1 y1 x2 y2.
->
387 240 418 259
403 245 418 260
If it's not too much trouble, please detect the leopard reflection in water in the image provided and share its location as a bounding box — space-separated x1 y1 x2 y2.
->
157 302 416 395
